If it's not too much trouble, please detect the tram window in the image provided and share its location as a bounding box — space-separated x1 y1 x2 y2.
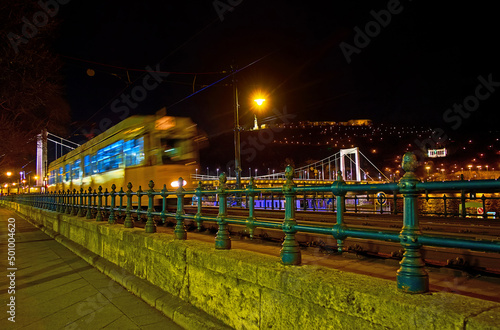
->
96 140 123 173
49 170 56 185
57 167 63 183
84 155 91 176
64 164 71 182
72 159 81 180
124 137 144 167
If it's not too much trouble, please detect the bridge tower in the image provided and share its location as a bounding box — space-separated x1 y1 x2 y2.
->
36 130 47 188
339 147 361 181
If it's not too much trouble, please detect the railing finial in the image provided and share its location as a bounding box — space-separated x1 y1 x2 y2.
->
401 152 418 178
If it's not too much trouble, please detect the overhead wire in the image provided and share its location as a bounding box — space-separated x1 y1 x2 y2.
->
68 16 221 137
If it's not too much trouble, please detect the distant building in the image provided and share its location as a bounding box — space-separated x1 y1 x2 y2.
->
298 120 372 127
427 148 447 158
347 119 373 126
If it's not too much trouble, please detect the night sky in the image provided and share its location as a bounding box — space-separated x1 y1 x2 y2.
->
53 0 498 141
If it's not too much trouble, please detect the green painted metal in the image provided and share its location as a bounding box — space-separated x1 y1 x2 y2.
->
145 180 156 233
246 177 256 239
118 187 124 218
160 184 168 225
96 186 103 221
396 153 428 293
333 171 347 253
215 173 231 250
86 188 93 219
124 182 134 228
4 152 500 295
77 188 84 217
174 178 186 239
137 185 143 222
280 165 301 265
109 184 116 224
194 181 203 231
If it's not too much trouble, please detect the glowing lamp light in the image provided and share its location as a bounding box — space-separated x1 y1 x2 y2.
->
171 180 187 188
254 98 266 106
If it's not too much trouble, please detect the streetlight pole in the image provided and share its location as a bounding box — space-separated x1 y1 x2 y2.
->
6 171 12 195
232 66 242 190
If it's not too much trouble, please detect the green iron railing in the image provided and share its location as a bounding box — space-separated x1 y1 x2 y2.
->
2 152 500 294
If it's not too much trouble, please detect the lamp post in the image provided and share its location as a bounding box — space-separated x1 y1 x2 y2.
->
253 98 266 130
232 66 242 190
6 171 12 195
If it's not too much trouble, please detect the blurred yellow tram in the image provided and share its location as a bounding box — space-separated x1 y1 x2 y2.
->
47 115 204 198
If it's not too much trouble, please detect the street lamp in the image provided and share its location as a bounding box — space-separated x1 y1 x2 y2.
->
5 172 12 195
252 96 266 130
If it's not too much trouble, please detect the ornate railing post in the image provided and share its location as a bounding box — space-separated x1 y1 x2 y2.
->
66 189 72 214
50 192 55 211
145 181 156 233
60 190 66 213
174 178 186 239
77 188 84 217
124 183 134 228
56 190 62 213
86 187 93 219
118 187 125 218
397 152 428 294
57 190 62 212
96 186 103 221
42 192 47 209
215 173 231 249
109 184 116 224
194 181 203 231
333 171 347 253
72 189 78 215
104 188 109 217
281 165 301 265
137 185 143 222
246 177 256 239
160 184 168 225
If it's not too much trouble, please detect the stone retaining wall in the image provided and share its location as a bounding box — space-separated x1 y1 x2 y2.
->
4 201 500 329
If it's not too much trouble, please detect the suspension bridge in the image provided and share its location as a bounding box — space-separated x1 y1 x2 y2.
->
192 147 390 185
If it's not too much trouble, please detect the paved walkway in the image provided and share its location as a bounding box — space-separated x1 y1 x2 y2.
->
0 208 184 330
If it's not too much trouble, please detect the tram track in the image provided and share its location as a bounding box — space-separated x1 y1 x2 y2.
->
164 206 500 273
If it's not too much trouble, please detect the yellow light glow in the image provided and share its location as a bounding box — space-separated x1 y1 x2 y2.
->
6 171 12 177
254 98 266 106
171 180 187 188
